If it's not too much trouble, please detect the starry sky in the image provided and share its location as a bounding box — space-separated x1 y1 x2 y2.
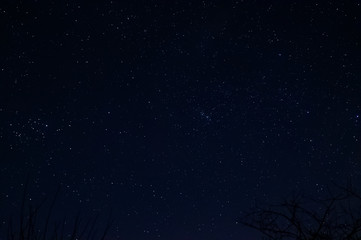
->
1 1 361 239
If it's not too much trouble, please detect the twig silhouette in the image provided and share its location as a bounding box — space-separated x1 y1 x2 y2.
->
4 181 112 240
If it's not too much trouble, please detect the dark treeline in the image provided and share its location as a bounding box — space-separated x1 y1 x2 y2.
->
240 183 361 240
2 181 113 240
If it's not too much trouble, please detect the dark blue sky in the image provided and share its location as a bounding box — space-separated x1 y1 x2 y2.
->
1 1 361 239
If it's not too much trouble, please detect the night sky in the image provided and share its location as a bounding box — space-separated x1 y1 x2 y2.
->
1 1 361 239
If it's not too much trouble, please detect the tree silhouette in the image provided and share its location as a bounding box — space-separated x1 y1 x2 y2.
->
240 183 361 240
2 180 113 240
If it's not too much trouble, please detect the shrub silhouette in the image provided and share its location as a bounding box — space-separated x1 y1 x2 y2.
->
3 181 112 240
240 183 361 240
